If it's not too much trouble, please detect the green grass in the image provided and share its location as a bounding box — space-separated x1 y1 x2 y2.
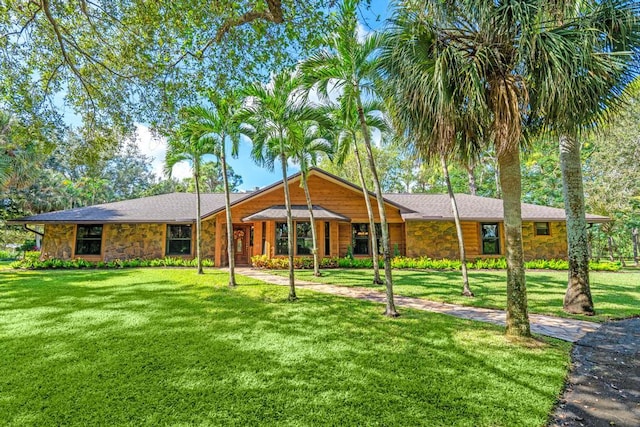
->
280 269 640 322
0 268 570 426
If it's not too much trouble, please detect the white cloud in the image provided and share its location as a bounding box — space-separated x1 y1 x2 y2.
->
132 124 192 180
356 22 371 42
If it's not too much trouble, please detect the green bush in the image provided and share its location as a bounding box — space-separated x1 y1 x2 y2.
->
10 256 216 270
0 250 19 261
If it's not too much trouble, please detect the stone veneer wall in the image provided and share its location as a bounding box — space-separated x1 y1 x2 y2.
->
406 220 569 260
41 224 76 259
405 221 459 259
103 223 165 261
200 219 216 260
522 221 567 260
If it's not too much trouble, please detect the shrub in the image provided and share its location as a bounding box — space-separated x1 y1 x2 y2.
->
0 250 18 261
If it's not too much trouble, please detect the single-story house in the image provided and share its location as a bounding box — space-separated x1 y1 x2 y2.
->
10 168 608 265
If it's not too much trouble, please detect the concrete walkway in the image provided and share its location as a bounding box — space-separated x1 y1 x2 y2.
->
236 268 600 342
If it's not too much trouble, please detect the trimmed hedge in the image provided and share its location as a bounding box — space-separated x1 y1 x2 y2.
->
11 256 214 270
251 255 621 272
10 253 620 272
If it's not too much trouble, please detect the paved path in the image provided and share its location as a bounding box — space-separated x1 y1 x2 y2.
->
236 268 600 342
550 318 640 427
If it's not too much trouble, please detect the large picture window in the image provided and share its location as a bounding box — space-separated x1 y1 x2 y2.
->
296 222 313 255
166 224 192 255
76 225 103 255
352 223 370 255
481 223 500 255
275 222 288 255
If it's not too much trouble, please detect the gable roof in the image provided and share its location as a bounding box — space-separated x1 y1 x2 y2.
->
203 167 411 218
9 168 609 224
383 193 609 223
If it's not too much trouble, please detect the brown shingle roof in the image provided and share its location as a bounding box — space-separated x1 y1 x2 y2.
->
9 193 251 224
383 193 609 223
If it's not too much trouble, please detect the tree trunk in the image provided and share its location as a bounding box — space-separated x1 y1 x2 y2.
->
498 145 530 337
466 161 477 196
493 157 501 199
194 166 203 275
356 93 398 317
633 227 639 266
353 134 382 285
220 140 236 287
281 152 296 301
301 173 321 277
607 235 615 262
559 134 594 315
441 154 473 297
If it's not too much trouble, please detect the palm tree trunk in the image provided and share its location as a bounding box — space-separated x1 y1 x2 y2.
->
607 235 615 262
498 144 530 337
220 139 236 287
352 134 382 285
633 227 639 266
441 154 473 297
301 173 320 276
356 93 398 317
559 134 594 315
194 165 203 275
466 161 477 196
280 151 297 301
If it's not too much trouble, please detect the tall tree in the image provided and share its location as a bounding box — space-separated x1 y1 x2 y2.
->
1 1 332 153
182 93 248 287
243 69 325 300
164 126 213 274
532 0 640 315
328 98 389 284
380 14 482 298
290 119 333 277
302 0 398 316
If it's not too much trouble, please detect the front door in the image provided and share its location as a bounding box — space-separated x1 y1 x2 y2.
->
233 226 250 266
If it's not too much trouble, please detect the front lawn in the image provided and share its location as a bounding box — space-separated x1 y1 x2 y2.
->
0 268 570 426
281 269 640 322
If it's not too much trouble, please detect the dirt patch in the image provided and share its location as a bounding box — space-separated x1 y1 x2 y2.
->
550 318 640 427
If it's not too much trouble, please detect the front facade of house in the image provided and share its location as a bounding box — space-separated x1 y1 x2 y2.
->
13 169 608 265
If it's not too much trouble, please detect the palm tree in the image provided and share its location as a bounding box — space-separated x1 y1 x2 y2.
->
531 0 640 315
301 0 398 317
379 13 483 298
242 69 326 301
329 97 389 285
290 119 334 277
182 92 248 287
164 125 213 274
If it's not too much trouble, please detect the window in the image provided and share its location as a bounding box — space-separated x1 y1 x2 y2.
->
296 222 313 255
275 222 288 255
166 224 192 255
324 222 331 256
481 223 500 255
535 222 550 236
76 225 103 255
261 222 266 255
352 223 370 255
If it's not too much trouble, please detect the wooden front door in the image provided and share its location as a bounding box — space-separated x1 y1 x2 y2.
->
233 226 250 266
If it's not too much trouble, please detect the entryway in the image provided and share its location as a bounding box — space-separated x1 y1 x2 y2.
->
233 225 251 266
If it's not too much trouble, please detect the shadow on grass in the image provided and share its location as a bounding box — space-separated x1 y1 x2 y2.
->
287 269 640 322
0 268 570 426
